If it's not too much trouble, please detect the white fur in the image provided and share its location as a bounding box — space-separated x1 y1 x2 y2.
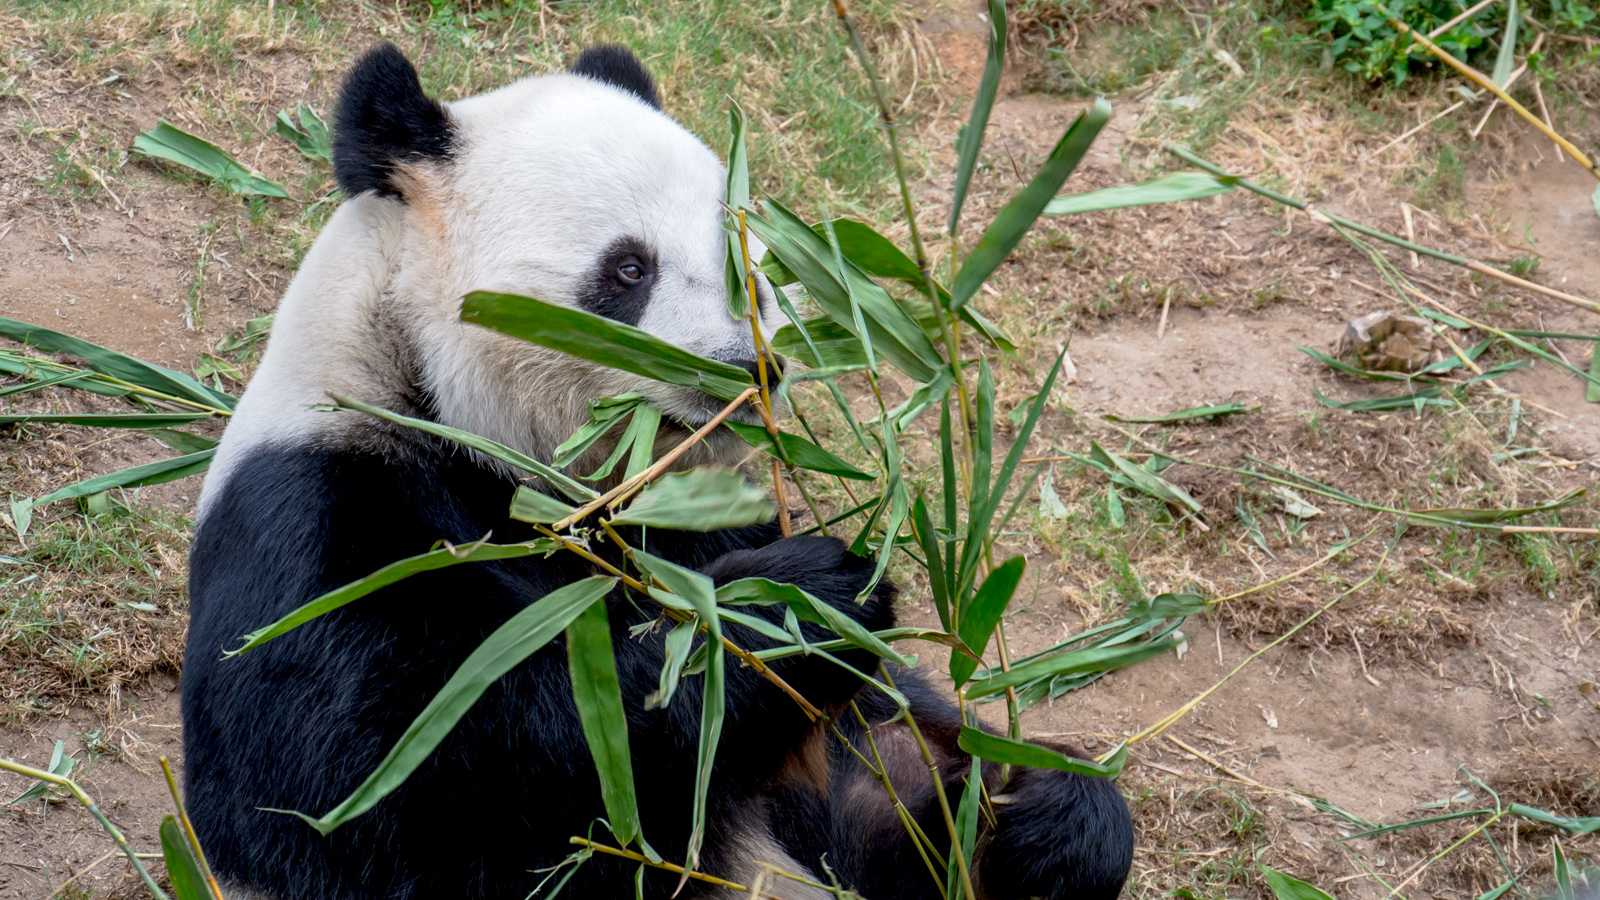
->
201 70 786 519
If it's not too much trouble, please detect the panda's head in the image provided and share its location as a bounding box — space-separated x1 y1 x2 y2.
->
322 44 783 472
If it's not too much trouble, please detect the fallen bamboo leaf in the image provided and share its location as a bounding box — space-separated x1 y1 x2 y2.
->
134 120 289 198
1105 402 1251 424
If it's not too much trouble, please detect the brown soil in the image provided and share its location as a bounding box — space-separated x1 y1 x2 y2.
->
2 0 1598 897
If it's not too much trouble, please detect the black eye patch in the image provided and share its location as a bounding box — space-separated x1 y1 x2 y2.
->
578 238 657 327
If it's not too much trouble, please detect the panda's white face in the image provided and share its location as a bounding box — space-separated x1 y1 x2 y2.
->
200 47 790 512
400 72 784 445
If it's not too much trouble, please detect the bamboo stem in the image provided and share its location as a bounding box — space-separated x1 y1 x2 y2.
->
1121 541 1393 749
1165 143 1600 316
880 667 978 900
849 702 950 890
161 757 225 900
568 837 816 898
1391 20 1598 178
0 758 169 900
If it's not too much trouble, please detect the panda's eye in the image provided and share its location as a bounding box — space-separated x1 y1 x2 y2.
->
617 261 645 285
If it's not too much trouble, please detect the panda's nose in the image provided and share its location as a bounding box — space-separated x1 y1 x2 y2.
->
727 356 785 383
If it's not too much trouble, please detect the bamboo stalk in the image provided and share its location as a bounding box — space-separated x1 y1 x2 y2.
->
880 666 978 900
1392 20 1598 178
1369 100 1464 158
0 758 169 900
1121 542 1393 749
568 837 814 898
161 757 225 900
1165 143 1600 316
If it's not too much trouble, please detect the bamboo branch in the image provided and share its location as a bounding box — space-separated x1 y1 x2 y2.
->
880 666 978 900
1165 144 1600 316
0 758 169 900
161 757 225 900
1392 20 1598 178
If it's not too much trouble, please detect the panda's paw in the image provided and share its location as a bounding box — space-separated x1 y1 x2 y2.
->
702 535 896 628
976 761 1134 900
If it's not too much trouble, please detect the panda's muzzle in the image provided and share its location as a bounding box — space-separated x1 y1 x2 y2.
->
725 356 786 385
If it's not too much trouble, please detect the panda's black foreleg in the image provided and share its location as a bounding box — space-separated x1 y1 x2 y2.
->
822 669 1135 900
698 534 899 723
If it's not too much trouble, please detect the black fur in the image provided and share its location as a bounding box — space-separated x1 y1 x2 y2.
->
578 236 658 326
571 45 662 109
184 421 1134 898
332 44 455 198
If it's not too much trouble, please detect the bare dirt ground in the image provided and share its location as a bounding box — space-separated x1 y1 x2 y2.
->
2 1 1597 898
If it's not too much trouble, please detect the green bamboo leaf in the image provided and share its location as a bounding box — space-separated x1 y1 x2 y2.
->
1104 403 1252 424
947 764 983 900
950 0 1007 233
278 577 617 834
723 420 875 480
330 394 596 503
0 316 235 410
1044 172 1237 216
552 394 646 469
950 556 1025 687
610 469 775 531
1492 0 1518 87
1313 386 1450 411
0 413 212 428
226 540 554 656
860 424 909 603
566 596 643 846
509 486 577 524
621 403 661 480
820 219 1015 349
1088 442 1203 516
956 348 1066 600
824 217 876 376
630 553 722 877
1478 875 1521 900
1128 593 1207 619
1405 489 1586 528
957 726 1128 778
583 403 659 483
950 99 1112 312
1588 333 1600 403
1260 865 1337 900
143 429 220 454
771 318 875 370
34 449 214 508
1509 803 1600 834
0 369 91 398
275 102 332 163
725 101 751 319
8 740 76 804
909 493 952 632
461 292 754 402
715 577 910 666
133 120 290 199
965 638 1180 699
1298 345 1422 382
645 619 698 710
742 202 942 383
1340 808 1497 839
160 816 211 900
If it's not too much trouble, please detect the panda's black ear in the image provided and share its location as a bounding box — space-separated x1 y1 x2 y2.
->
571 45 661 110
332 44 455 199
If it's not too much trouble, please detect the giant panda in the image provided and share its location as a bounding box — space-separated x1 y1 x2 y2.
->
182 43 1134 900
